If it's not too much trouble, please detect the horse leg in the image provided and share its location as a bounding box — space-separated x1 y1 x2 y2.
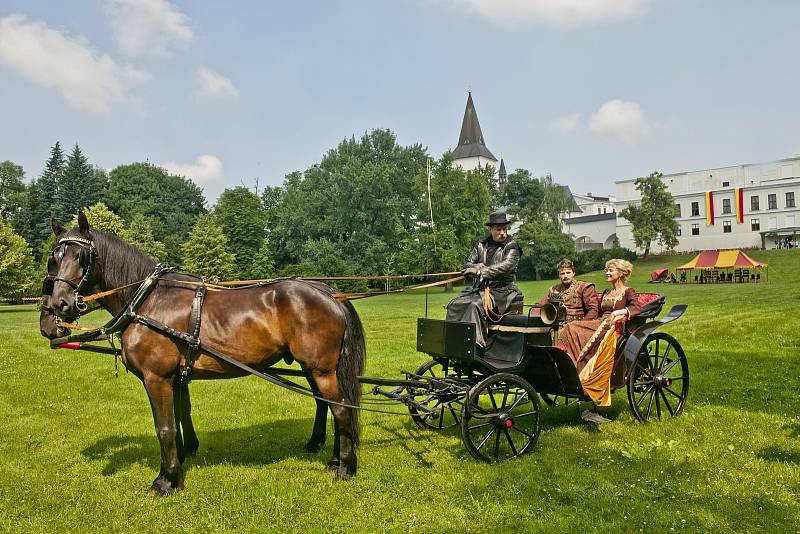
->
173 379 185 463
304 374 328 453
144 375 184 495
313 371 357 480
177 381 199 458
326 423 341 471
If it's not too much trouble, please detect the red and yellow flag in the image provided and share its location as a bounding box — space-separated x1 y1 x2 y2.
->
705 191 715 225
735 187 744 223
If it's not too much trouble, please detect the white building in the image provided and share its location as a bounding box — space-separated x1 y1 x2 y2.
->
616 156 800 252
560 189 618 250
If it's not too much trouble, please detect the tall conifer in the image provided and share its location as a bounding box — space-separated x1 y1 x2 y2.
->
58 144 95 221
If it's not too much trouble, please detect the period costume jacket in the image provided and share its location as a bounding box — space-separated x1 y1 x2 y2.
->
445 237 522 348
559 287 641 372
537 280 599 323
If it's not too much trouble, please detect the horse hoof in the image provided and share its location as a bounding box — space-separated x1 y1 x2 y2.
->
149 477 183 497
325 458 340 471
335 466 354 481
304 440 324 453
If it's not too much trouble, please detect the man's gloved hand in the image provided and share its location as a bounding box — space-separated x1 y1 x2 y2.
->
611 308 628 319
462 264 484 276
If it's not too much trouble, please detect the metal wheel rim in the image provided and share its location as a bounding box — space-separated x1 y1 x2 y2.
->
408 360 464 430
627 333 689 422
460 373 542 462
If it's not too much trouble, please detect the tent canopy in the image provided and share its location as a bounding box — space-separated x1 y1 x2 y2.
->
677 250 768 270
650 268 669 281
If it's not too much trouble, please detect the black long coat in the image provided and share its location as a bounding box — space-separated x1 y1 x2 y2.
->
445 237 522 347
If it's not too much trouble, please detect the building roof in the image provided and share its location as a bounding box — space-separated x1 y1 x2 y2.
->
563 212 617 224
498 158 507 180
560 185 582 213
452 92 497 161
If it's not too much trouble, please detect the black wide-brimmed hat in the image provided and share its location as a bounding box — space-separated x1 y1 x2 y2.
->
486 211 511 226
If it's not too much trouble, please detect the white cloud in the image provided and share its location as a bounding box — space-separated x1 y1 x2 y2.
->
196 67 239 100
104 0 194 57
0 15 149 113
432 0 646 29
163 155 223 183
589 99 649 144
549 112 581 133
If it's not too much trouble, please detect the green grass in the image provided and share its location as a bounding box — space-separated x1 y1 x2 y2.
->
1 249 799 533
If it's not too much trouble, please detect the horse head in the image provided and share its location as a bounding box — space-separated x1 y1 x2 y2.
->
43 211 99 323
39 295 71 339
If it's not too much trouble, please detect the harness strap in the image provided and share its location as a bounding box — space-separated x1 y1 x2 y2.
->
483 286 512 323
181 283 207 381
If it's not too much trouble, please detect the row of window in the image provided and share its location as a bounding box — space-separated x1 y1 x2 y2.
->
674 192 796 217
678 215 795 236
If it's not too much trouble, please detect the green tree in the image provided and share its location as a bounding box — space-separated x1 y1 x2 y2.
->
271 129 427 273
181 214 237 280
0 219 36 301
0 160 26 221
516 220 576 280
499 170 572 228
399 154 492 275
106 163 206 266
247 241 275 279
214 187 266 275
70 202 125 236
123 214 166 260
58 144 101 219
619 172 679 259
35 142 66 248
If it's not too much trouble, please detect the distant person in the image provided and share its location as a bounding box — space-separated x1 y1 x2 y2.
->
536 259 598 323
445 211 522 349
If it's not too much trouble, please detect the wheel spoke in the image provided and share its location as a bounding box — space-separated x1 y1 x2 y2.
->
645 385 655 420
493 427 501 458
469 421 494 431
508 390 530 411
661 357 682 374
655 386 662 419
476 427 496 451
664 385 684 400
436 404 446 428
510 426 535 439
659 343 673 371
635 384 655 408
488 388 500 412
504 429 518 456
658 388 675 416
510 410 538 419
501 386 510 411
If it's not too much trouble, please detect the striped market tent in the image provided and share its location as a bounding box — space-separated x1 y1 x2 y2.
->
677 250 768 283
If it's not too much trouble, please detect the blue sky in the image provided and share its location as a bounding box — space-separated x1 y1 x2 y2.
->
1 1 798 203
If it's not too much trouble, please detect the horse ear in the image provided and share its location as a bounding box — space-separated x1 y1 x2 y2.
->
52 218 65 237
77 211 91 236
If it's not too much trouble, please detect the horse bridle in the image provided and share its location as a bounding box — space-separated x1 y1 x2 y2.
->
42 236 97 312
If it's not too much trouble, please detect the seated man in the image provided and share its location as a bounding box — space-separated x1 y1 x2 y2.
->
445 211 522 348
536 259 598 323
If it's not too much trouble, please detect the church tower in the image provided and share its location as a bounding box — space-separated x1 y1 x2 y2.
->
498 157 507 189
452 91 497 172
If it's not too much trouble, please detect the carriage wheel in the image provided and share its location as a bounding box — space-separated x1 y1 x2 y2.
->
408 360 464 430
460 373 542 462
627 332 689 422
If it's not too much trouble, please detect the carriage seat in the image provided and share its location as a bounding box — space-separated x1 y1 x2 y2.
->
509 292 525 314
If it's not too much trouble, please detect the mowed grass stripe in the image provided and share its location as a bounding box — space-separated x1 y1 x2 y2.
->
0 249 798 533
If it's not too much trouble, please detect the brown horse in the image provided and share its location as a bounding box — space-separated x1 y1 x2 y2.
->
40 212 365 494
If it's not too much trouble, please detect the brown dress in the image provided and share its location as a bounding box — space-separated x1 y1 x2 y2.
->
537 280 599 323
559 287 641 373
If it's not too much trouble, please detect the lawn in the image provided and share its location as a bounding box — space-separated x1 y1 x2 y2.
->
1 249 798 533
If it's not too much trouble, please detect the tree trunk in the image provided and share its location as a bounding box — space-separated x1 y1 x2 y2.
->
643 243 650 261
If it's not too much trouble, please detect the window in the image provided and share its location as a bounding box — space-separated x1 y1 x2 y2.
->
787 215 796 227
787 192 796 208
768 194 777 210
751 218 760 231
674 203 682 217
722 198 731 214
723 180 730 187
677 226 682 236
723 220 731 233
691 202 700 217
751 196 759 211
768 217 777 230
691 223 700 236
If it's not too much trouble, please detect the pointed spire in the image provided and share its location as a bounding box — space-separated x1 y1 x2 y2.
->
452 92 497 161
498 157 507 188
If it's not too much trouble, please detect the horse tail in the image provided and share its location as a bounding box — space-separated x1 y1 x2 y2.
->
337 299 366 445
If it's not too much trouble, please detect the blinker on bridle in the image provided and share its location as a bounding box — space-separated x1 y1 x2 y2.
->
42 236 96 312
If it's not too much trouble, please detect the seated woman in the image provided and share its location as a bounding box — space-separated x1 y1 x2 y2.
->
558 259 641 407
